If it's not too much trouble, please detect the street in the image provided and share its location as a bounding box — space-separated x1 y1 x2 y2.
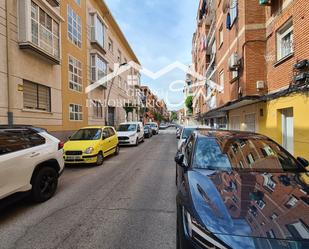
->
0 130 177 249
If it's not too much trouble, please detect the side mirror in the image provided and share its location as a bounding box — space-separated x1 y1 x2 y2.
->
297 157 309 167
175 153 184 165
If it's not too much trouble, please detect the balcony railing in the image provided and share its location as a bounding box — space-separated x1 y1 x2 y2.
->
46 0 60 7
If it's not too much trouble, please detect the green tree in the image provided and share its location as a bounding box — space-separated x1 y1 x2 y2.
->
123 103 135 121
170 111 178 121
153 112 162 122
185 96 193 113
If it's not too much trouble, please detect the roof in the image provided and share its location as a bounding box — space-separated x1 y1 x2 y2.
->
101 1 140 65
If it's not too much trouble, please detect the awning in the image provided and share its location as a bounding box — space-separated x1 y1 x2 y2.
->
202 95 262 119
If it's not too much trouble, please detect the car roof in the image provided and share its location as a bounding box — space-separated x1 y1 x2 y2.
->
120 122 141 125
81 126 110 129
194 129 268 140
0 125 46 133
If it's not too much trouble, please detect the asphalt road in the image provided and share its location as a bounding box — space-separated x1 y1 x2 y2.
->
0 129 177 249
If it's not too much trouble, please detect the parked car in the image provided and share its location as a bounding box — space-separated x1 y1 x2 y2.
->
144 125 153 138
177 126 198 151
159 123 168 130
175 129 309 249
117 122 144 146
146 122 159 135
176 126 182 139
64 126 119 166
0 126 64 203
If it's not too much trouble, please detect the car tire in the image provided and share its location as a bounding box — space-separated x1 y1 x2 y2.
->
96 152 104 166
114 145 120 156
31 166 58 203
135 138 139 146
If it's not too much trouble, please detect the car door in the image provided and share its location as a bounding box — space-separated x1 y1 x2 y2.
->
102 128 111 156
0 129 46 199
108 127 117 151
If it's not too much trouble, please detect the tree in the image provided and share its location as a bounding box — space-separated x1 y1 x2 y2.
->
153 112 162 122
185 96 193 113
123 103 135 121
170 111 178 121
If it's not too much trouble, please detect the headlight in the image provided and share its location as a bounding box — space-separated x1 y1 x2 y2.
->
84 147 94 154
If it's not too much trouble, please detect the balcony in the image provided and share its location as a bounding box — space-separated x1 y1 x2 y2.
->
46 0 60 7
90 12 107 54
18 0 61 64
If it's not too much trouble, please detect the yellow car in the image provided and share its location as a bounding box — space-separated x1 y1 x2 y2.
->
63 126 119 165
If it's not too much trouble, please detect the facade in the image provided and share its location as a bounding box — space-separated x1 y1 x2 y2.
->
191 0 309 159
1 0 141 140
140 85 169 123
1 0 63 130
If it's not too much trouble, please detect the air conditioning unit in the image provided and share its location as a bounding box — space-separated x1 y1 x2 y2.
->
256 81 265 90
228 53 240 71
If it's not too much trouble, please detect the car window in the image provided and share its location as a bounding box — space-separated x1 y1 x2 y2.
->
181 128 196 139
193 136 302 172
118 124 137 132
70 129 102 141
0 129 45 156
108 128 115 137
103 128 110 139
184 135 195 166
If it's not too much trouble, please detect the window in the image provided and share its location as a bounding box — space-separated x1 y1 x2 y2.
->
219 25 223 47
108 127 115 137
68 56 82 92
69 104 83 121
74 0 81 5
247 153 255 165
93 100 103 118
277 19 293 60
0 129 45 155
23 80 51 112
90 54 107 82
30 1 60 58
67 5 82 48
256 199 266 209
230 0 238 26
90 14 105 48
117 49 122 63
285 195 298 208
108 38 113 53
286 220 309 240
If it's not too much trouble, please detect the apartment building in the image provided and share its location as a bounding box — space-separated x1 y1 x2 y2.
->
1 0 63 130
1 0 141 140
192 0 309 158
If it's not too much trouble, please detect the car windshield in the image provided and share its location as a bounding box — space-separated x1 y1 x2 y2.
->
144 125 150 129
193 137 303 172
118 124 137 132
70 129 102 141
149 124 157 128
181 128 196 139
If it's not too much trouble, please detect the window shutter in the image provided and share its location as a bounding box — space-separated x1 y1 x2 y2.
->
23 81 38 109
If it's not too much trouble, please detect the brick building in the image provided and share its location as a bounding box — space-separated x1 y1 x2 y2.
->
191 0 309 159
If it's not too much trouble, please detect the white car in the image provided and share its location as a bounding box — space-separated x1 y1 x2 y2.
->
146 122 159 135
0 126 64 203
117 122 144 146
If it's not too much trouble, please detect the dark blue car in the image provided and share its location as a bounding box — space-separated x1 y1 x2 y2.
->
175 129 309 249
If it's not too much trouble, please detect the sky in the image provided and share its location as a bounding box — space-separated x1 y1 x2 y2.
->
105 0 199 111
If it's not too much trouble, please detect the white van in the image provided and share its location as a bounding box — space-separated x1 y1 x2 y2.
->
146 122 159 135
117 122 144 146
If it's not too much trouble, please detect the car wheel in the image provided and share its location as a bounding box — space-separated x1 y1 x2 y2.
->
114 145 120 156
31 167 58 203
96 152 104 166
142 136 145 142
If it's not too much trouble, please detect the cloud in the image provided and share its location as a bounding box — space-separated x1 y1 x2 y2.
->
105 0 199 110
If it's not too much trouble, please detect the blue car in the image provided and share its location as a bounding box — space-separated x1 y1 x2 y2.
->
175 129 309 249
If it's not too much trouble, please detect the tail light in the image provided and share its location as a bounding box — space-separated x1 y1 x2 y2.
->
58 141 64 150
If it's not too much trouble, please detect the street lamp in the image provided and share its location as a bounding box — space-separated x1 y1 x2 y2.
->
105 63 127 126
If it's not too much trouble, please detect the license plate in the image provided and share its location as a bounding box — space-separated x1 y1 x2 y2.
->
67 155 81 160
